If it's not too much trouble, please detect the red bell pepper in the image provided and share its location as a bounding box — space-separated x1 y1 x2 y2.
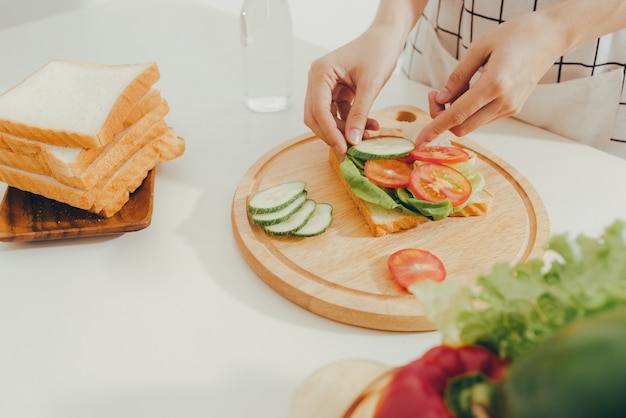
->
373 345 507 418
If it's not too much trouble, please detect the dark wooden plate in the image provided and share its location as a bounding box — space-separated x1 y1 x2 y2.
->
0 169 155 242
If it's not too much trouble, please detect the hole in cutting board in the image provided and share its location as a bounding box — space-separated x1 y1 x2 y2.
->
395 111 417 122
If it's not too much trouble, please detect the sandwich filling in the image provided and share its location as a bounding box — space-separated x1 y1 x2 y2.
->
340 137 487 221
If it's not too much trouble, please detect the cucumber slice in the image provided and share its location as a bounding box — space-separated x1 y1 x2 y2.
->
248 181 307 214
251 192 307 226
293 203 333 237
263 199 316 236
347 136 414 160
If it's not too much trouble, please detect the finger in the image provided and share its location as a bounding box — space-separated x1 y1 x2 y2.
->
365 118 379 131
447 99 506 137
427 90 446 119
333 91 378 142
334 115 377 139
333 84 355 121
305 72 349 154
435 47 489 105
319 116 349 155
416 87 493 144
344 88 378 145
334 85 379 134
305 105 347 155
447 86 523 137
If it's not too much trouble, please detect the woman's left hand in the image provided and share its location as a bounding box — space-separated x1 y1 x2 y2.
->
416 10 566 144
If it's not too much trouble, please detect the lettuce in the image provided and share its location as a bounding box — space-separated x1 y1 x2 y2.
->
339 156 476 219
339 156 400 210
453 170 485 213
410 220 626 360
396 188 453 219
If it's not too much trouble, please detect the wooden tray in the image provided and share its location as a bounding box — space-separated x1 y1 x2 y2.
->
231 106 550 331
0 169 155 242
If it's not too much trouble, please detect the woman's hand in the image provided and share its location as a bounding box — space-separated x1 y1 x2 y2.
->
304 0 426 155
416 11 565 144
304 27 400 155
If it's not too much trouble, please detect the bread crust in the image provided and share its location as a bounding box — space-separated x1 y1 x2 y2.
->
0 97 169 189
0 128 184 217
0 61 160 148
329 149 492 237
0 60 185 218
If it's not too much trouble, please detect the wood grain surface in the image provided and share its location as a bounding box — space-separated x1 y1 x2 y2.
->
231 106 550 331
0 169 155 242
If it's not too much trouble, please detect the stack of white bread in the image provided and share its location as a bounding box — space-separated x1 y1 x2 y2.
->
0 59 185 217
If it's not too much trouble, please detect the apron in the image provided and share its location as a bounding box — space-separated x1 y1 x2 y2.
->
402 20 626 159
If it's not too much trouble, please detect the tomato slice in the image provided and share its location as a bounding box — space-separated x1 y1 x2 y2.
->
387 248 446 290
364 159 413 188
393 154 415 165
409 145 470 164
408 162 472 207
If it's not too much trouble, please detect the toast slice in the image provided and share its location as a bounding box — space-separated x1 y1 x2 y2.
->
0 60 160 148
329 149 493 237
0 128 185 217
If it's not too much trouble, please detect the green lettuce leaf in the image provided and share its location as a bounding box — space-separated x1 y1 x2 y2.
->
453 170 485 213
339 156 474 218
410 220 626 360
396 188 453 219
339 157 399 210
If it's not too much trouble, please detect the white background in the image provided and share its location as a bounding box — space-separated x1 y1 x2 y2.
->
0 0 378 51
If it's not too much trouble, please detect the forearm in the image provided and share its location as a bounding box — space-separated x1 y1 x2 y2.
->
545 0 626 55
367 0 428 50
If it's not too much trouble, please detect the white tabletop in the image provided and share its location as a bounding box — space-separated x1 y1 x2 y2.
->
1 1 625 417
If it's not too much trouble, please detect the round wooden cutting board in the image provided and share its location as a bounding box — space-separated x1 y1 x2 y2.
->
231 105 550 331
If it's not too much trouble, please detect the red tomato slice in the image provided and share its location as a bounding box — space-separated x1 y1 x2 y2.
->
409 162 472 207
393 154 415 165
364 159 413 188
409 145 470 164
387 248 446 290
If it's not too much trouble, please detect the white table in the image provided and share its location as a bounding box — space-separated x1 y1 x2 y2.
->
1 1 625 417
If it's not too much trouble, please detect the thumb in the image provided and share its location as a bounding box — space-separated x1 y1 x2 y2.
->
344 90 377 145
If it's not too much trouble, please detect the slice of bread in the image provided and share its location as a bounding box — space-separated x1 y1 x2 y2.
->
0 97 169 189
122 88 164 128
0 60 160 148
92 128 185 217
329 149 493 237
0 128 184 217
0 59 185 218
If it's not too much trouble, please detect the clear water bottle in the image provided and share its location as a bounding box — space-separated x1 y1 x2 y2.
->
240 0 292 112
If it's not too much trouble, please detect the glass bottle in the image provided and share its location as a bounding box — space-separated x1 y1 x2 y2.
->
240 0 292 112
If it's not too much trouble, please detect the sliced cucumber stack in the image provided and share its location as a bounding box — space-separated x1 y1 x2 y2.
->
251 192 308 226
292 203 333 237
347 136 414 160
247 180 306 214
264 199 317 236
248 181 332 237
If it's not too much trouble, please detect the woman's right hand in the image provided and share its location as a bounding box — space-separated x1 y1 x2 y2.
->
304 25 405 155
304 0 428 154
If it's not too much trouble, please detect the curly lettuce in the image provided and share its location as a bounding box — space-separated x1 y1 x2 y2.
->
410 220 626 360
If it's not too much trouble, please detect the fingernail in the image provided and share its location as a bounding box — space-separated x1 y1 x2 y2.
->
436 88 450 103
348 128 362 144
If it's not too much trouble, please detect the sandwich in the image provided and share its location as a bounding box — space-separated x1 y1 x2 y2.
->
329 124 492 237
0 59 185 217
